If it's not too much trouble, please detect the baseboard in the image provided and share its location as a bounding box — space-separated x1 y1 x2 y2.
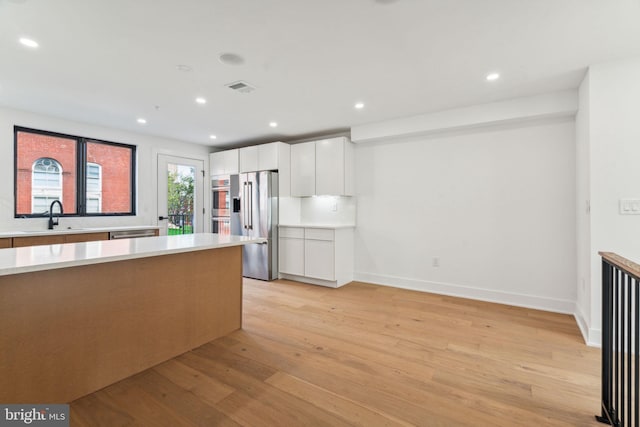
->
573 307 593 346
588 327 601 348
353 271 576 314
279 273 340 288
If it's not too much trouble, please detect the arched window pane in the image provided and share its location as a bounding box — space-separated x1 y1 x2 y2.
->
31 158 62 214
33 158 62 189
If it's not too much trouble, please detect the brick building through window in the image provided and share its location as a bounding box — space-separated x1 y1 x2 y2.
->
15 129 134 216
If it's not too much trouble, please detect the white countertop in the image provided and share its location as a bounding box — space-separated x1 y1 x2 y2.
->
278 223 356 229
0 225 159 239
0 233 265 276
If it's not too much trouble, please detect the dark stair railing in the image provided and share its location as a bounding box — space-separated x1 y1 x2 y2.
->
597 252 640 426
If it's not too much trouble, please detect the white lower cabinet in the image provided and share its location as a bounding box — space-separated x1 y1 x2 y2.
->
305 239 335 281
279 226 353 287
279 227 305 276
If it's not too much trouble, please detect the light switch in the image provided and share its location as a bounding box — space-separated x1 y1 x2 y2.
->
620 199 640 215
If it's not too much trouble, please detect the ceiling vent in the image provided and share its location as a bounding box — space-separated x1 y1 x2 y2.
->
225 80 256 93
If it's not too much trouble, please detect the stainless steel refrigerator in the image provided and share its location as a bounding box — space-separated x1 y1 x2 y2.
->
231 171 278 280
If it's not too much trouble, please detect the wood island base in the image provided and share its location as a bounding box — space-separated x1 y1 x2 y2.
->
0 245 242 403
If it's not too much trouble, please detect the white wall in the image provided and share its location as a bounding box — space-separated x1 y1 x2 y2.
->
353 118 577 313
575 71 592 342
583 57 640 345
0 107 211 232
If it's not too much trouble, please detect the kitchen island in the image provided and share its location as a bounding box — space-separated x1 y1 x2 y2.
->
0 233 264 403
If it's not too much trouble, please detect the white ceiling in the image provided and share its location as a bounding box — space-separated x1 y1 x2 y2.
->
1 0 639 148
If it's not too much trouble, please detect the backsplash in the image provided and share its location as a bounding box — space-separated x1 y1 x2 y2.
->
279 196 356 225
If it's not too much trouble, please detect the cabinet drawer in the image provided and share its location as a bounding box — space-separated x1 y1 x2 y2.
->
305 228 334 241
280 227 304 238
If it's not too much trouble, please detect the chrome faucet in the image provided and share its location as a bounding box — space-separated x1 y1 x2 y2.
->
48 200 63 230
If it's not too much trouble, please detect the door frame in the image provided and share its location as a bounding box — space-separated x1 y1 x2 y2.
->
156 153 207 236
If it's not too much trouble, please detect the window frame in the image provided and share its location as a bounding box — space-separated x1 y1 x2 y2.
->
14 126 137 218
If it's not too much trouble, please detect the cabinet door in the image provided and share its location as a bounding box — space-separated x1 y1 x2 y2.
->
13 235 66 247
290 142 315 196
210 152 226 177
0 238 11 248
239 146 259 172
279 237 305 276
65 232 109 243
304 239 335 281
224 149 239 174
258 143 279 171
315 137 345 196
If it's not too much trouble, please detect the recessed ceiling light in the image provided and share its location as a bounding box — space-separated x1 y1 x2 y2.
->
269 122 278 128
219 53 245 66
176 64 193 72
19 37 38 48
137 118 147 124
195 97 207 105
209 135 217 140
355 102 365 109
486 72 500 82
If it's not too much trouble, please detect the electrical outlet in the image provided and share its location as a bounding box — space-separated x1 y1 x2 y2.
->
432 257 440 267
331 201 338 212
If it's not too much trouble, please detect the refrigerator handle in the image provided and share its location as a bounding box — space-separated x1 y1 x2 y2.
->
242 182 247 229
248 181 253 230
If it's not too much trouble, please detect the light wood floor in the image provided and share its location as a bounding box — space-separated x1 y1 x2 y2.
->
70 279 601 426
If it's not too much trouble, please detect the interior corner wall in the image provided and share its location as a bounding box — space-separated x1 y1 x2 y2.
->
353 118 577 313
0 107 211 232
587 56 640 345
575 70 592 343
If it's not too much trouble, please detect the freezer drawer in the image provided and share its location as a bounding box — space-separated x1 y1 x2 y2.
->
242 240 276 281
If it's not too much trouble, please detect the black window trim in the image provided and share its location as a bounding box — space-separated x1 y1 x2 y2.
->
14 126 137 218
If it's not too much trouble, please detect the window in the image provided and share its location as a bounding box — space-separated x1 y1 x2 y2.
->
86 162 102 213
15 127 136 217
31 158 63 214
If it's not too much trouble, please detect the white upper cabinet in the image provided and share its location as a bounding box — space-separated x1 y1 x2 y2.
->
210 149 239 176
210 152 225 177
291 142 316 197
258 143 278 170
239 146 259 173
316 137 352 196
290 137 354 197
224 149 239 174
235 142 290 196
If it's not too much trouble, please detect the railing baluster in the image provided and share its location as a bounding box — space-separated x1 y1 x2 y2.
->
616 270 627 425
629 274 633 426
632 279 640 427
616 267 620 422
610 262 614 421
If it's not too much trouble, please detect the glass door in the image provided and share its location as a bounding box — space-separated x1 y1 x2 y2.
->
157 154 204 236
